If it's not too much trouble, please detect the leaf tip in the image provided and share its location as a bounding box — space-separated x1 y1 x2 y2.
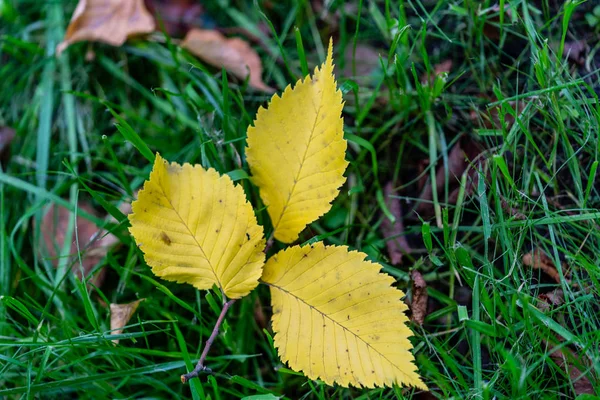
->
326 37 334 66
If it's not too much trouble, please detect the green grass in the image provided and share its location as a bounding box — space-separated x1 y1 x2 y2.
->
1 0 600 398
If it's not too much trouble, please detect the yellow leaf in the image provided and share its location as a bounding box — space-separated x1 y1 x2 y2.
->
181 29 274 93
57 0 155 55
262 242 427 389
128 154 265 299
246 39 348 243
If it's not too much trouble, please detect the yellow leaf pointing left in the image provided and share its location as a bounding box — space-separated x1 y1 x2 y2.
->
128 154 265 299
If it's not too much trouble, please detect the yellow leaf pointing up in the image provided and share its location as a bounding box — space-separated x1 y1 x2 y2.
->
246 39 348 243
128 154 265 299
262 242 427 389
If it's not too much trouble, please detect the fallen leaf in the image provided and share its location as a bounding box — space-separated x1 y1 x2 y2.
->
470 98 527 131
381 182 411 265
144 0 204 37
500 197 527 220
563 40 588 66
110 299 145 344
57 0 156 55
313 0 358 29
182 28 274 92
342 43 383 79
545 338 595 395
253 297 268 330
537 288 564 313
480 4 513 41
410 270 428 326
415 143 468 215
421 59 452 85
0 126 15 167
38 201 119 288
522 249 566 283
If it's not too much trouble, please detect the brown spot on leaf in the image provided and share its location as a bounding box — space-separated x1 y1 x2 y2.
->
160 231 172 245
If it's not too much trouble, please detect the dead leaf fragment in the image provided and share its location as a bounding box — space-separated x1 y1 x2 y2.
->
480 4 513 41
500 197 527 220
110 299 145 344
57 0 156 55
381 182 411 265
0 126 16 167
563 40 588 66
38 202 119 288
144 0 204 37
538 288 565 313
410 270 428 326
545 338 595 395
421 59 452 85
181 28 274 92
342 44 383 79
415 143 468 215
522 249 566 283
253 297 268 330
469 99 527 131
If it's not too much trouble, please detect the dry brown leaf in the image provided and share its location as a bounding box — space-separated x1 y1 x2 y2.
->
38 202 120 288
253 297 268 330
470 99 526 131
181 28 274 92
0 126 15 167
57 0 156 55
144 0 203 37
545 338 595 395
421 59 452 85
416 143 468 215
500 197 527 220
537 288 565 313
522 249 566 283
410 270 428 326
563 40 588 66
342 44 383 79
480 4 513 41
381 182 411 265
110 299 145 344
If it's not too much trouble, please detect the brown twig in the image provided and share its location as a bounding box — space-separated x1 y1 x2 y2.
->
181 298 236 383
264 236 275 254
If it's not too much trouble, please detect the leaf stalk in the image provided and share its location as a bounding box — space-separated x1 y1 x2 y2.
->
181 298 236 384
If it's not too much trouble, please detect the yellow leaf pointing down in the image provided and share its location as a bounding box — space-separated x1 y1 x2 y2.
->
128 154 265 299
246 39 348 243
262 242 427 389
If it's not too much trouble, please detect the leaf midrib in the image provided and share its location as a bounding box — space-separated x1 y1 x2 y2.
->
158 182 222 290
264 281 409 377
272 85 325 235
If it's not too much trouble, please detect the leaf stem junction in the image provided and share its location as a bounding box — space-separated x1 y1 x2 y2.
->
181 298 236 384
